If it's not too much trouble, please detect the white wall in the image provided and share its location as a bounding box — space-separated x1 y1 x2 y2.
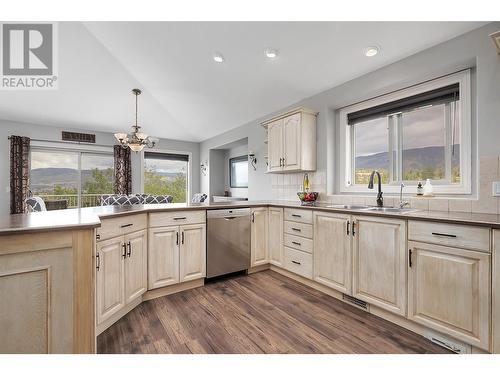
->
0 119 200 216
200 22 500 204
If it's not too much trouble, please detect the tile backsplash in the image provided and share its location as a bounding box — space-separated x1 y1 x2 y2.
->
271 156 500 215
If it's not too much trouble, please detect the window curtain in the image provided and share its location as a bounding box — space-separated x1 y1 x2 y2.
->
113 145 132 195
9 135 31 214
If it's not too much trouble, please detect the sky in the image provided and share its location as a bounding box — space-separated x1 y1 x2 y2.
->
31 150 113 170
355 103 454 157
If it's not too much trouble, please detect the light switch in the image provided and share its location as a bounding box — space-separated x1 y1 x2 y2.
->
492 181 500 197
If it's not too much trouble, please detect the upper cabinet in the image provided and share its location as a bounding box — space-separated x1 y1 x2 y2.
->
261 107 318 173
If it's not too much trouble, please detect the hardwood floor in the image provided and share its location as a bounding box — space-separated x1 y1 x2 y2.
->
97 270 450 354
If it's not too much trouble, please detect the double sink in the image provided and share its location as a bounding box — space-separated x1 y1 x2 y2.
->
327 204 418 214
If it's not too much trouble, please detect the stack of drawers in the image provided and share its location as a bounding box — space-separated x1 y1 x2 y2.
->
283 208 313 279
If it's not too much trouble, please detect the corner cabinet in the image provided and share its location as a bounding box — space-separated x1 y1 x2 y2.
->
262 107 317 173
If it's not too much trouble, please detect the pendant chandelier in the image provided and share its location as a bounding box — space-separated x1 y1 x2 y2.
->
114 88 158 152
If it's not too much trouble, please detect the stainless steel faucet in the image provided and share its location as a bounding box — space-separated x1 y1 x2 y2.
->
399 183 410 209
368 170 383 207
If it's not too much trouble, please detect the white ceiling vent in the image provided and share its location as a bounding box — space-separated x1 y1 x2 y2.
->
490 31 500 54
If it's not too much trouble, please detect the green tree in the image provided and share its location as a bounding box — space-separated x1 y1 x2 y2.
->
53 185 77 195
144 168 186 203
83 168 114 194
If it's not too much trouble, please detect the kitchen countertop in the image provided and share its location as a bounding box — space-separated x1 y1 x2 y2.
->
2 200 500 235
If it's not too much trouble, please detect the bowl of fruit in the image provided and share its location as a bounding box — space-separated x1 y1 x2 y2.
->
297 191 319 206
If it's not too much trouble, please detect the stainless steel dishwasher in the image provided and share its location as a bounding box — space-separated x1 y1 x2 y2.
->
206 208 251 278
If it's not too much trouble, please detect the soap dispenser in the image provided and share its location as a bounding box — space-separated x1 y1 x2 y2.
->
423 179 433 197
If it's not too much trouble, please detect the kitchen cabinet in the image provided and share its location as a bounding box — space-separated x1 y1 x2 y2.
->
268 207 284 267
313 212 352 294
148 226 180 289
251 207 269 267
149 223 206 287
262 107 317 173
96 236 126 325
352 215 407 316
180 224 206 282
408 241 491 350
124 230 148 305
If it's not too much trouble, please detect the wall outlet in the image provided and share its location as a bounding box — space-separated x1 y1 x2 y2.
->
493 181 500 197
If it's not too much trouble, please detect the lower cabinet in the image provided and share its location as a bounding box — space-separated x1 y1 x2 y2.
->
148 226 180 289
268 207 284 266
408 241 491 350
179 224 206 282
313 211 352 294
96 229 147 325
148 223 206 289
352 215 407 316
251 207 269 267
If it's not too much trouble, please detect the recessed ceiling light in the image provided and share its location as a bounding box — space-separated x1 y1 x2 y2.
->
264 48 279 59
213 52 225 63
364 46 379 57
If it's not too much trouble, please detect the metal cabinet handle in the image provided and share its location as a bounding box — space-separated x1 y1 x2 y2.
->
251 212 255 223
431 232 457 238
346 220 350 235
127 241 131 257
121 223 133 228
291 227 301 232
173 217 187 221
96 252 100 271
352 221 356 236
122 243 127 258
291 260 301 265
96 233 101 240
181 231 185 245
291 241 301 246
408 249 413 267
176 231 179 245
291 214 301 218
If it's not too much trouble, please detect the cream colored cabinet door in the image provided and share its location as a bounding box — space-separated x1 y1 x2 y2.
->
283 113 301 171
313 212 352 294
408 241 491 350
251 208 269 267
268 207 284 266
180 224 206 282
267 119 283 172
148 226 180 289
352 216 407 316
124 230 147 304
96 236 125 325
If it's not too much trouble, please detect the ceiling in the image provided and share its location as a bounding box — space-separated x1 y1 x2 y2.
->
0 21 486 142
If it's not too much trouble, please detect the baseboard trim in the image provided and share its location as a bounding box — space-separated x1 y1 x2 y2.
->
96 297 142 336
143 278 204 301
248 264 270 274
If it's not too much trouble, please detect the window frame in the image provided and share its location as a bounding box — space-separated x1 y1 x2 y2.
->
229 155 249 188
140 148 192 203
29 142 114 208
338 70 471 195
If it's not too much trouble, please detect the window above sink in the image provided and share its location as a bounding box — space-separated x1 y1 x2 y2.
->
338 70 472 196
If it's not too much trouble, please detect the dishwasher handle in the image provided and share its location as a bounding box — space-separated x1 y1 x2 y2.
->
223 216 238 220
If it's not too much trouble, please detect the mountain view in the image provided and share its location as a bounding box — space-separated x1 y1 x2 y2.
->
355 145 460 184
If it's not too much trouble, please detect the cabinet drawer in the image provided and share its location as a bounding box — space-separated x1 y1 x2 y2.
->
283 247 313 279
284 233 313 253
97 213 147 241
149 210 206 228
284 208 313 224
284 221 313 238
408 221 490 252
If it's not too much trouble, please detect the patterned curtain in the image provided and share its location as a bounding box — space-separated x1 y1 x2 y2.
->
114 145 132 195
10 135 31 214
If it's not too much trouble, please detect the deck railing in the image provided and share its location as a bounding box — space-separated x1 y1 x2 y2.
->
36 194 106 209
